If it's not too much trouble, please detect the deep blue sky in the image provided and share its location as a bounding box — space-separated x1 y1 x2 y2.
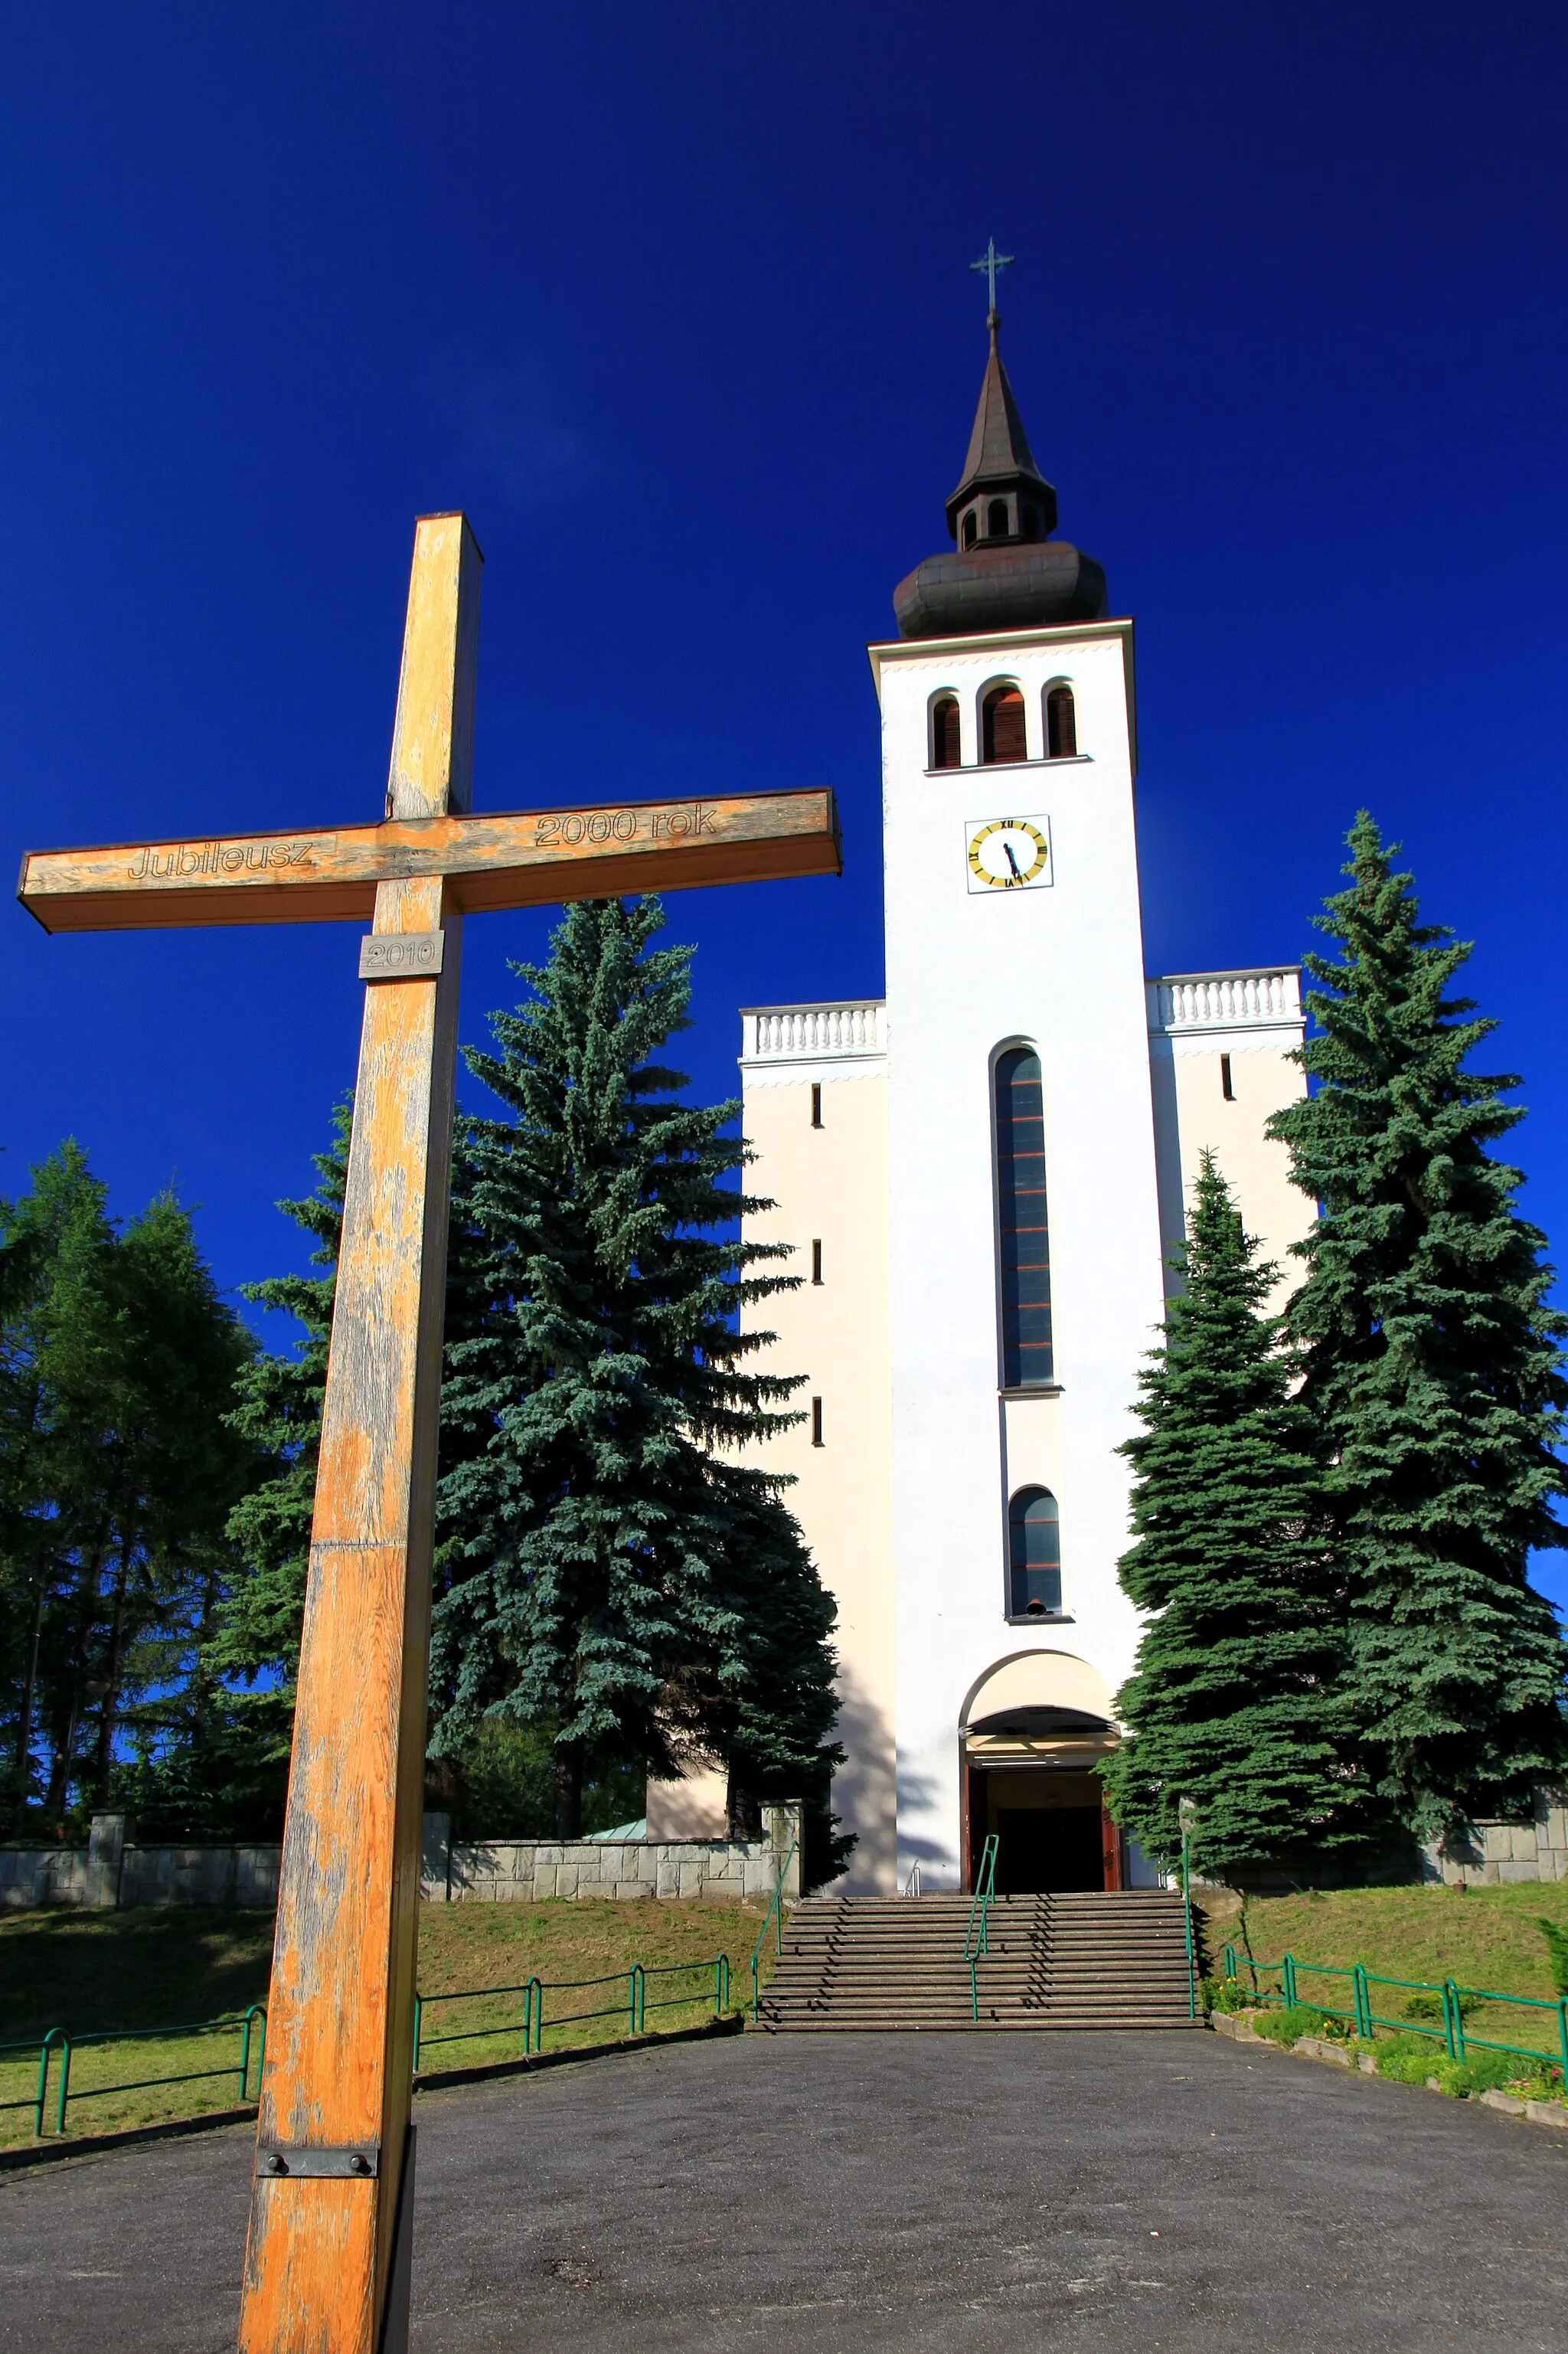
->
4 5 1566 1572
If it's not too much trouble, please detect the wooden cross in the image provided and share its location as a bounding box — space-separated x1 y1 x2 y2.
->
18 512 839 2354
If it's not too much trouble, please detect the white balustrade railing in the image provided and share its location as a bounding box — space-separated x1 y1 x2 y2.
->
1146 967 1302 1036
740 1000 887 1064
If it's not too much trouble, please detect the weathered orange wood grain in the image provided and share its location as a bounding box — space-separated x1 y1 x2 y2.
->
16 788 841 931
18 506 842 2354
237 516 479 2352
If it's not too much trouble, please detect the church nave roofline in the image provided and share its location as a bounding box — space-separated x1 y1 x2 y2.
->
1145 966 1303 1042
740 998 887 1076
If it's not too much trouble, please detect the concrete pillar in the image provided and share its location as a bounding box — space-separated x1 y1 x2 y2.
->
762 1800 805 1901
85 1813 129 1909
420 1812 451 1903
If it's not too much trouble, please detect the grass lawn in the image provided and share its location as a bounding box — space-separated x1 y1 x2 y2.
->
1197 1880 1568 2058
0 1896 773 2149
413 1897 771 2074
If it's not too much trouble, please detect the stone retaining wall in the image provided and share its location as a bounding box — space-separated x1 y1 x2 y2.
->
1428 1796 1568 1885
422 1801 802 1905
2 1801 804 1912
0 1818 281 1911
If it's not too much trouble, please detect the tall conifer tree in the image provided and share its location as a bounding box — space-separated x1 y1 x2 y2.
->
0 1145 259 1831
1268 814 1568 1846
81 1190 262 1814
432 896 841 1841
1101 1153 1352 1875
208 1103 350 1810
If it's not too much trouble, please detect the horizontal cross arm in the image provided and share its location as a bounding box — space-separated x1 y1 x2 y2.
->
18 788 841 934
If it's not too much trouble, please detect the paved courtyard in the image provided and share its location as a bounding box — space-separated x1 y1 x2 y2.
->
2 2028 1566 2351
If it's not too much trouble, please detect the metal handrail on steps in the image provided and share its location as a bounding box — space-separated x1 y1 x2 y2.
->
750 1842 799 2023
964 1836 999 2022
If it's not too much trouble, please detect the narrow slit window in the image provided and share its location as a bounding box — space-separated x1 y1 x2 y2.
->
1220 1053 1234 1101
812 1239 823 1284
811 1397 824 1447
931 695 961 770
982 686 1027 765
811 1083 822 1129
995 1045 1053 1387
1046 685 1077 759
1008 1488 1061 1617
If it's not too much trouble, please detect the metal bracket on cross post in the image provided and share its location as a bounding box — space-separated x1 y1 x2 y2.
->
256 2143 381 2179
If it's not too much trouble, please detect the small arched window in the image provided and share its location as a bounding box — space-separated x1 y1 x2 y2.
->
1046 685 1077 759
1021 504 1039 541
982 686 1027 765
995 1046 1052 1387
962 509 978 549
931 695 961 770
1008 1489 1061 1617
987 498 1009 539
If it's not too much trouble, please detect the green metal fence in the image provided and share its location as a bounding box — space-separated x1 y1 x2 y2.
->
10 2006 267 2141
8 1944 740 2144
1223 1944 1568 2078
413 1955 732 2071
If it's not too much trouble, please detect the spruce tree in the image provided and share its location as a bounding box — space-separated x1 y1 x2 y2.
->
1267 813 1568 1848
0 1145 260 1833
432 895 841 1840
661 1463 841 1845
80 1189 262 1815
1100 1152 1353 1877
207 1101 350 1816
0 1143 114 1823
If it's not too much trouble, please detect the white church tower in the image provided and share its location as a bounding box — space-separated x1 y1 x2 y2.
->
877 304 1168 1898
659 282 1315 1895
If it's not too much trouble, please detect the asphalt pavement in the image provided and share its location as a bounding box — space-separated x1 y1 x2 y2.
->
2 2028 1566 2351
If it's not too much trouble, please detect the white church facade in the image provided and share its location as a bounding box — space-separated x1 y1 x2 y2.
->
654 304 1315 1895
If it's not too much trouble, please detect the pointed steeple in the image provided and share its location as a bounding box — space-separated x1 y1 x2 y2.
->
892 299 1106 642
945 310 1057 544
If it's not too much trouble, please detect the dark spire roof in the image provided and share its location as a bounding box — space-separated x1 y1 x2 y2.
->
944 310 1056 539
892 308 1107 642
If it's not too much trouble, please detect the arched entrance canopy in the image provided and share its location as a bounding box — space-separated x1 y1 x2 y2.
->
960 1649 1115 1732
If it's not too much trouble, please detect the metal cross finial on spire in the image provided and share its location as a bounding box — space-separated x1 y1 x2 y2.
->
969 237 1014 313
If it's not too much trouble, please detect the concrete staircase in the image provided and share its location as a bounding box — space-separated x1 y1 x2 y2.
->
755 1889 1202 2032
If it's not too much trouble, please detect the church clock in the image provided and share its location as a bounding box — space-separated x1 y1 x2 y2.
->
965 813 1052 894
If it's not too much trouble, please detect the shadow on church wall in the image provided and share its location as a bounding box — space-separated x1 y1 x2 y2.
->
830 1664 900 1895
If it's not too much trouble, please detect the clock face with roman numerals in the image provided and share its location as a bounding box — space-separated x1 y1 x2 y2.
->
965 814 1053 893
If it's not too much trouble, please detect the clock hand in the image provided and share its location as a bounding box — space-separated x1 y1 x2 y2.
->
1004 841 1023 879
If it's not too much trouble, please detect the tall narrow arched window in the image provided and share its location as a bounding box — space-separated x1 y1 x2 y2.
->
931 695 960 770
987 498 1009 538
1046 685 1077 759
982 686 1027 765
995 1046 1052 1387
1021 504 1039 541
1008 1488 1061 1617
962 508 978 548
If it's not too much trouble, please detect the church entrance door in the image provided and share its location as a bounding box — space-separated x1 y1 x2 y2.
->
966 1764 1123 1894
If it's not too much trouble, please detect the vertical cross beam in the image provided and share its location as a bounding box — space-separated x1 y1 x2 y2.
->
238 515 482 2354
